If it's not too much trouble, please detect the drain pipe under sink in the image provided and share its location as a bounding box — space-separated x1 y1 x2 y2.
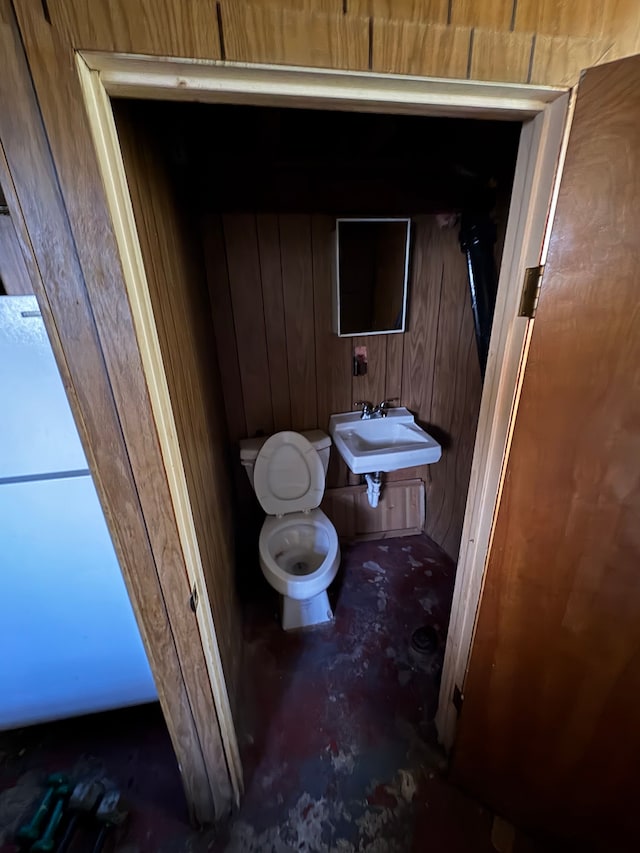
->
364 472 383 508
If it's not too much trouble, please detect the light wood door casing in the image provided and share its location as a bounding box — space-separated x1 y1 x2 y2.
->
3 0 234 822
452 54 640 847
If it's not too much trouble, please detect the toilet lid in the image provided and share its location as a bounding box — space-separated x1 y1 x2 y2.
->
253 431 325 516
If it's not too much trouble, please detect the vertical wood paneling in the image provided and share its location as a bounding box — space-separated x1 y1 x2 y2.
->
602 0 640 59
257 214 291 431
469 30 533 83
352 334 387 414
202 214 246 443
372 20 471 78
312 214 352 486
119 114 243 724
384 332 404 402
8 0 232 821
530 36 612 87
401 218 441 424
396 217 444 488
220 4 369 70
273 0 345 9
280 215 318 430
224 214 274 437
427 226 482 557
514 0 606 39
0 213 33 294
48 0 221 58
203 213 482 559
349 0 449 23
450 0 513 30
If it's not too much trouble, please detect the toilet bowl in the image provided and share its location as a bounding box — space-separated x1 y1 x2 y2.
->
240 430 340 630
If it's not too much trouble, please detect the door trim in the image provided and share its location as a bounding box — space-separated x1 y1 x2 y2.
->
74 52 568 783
81 53 563 118
436 90 573 748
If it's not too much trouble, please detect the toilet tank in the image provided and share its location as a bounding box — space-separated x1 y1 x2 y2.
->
239 430 332 490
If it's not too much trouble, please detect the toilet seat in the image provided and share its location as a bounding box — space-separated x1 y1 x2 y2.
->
253 430 325 516
259 509 340 600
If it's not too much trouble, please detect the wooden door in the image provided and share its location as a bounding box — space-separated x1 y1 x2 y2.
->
452 54 640 849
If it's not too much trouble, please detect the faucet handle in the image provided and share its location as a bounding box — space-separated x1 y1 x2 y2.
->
377 398 398 416
354 400 373 416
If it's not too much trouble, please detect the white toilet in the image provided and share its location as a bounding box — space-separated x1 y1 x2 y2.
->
239 430 340 630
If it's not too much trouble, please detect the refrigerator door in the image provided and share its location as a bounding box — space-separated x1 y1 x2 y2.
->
0 296 88 479
0 475 157 729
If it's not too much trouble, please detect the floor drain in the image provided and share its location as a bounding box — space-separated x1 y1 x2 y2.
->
411 625 438 654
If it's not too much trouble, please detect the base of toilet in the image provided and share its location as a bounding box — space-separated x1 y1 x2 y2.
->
281 590 333 631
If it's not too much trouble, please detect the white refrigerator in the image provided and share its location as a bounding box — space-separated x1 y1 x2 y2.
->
0 295 157 729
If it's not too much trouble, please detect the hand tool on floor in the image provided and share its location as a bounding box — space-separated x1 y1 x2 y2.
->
16 774 68 846
54 779 105 853
92 789 129 853
31 783 70 852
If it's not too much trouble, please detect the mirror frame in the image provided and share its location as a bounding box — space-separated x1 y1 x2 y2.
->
333 217 411 337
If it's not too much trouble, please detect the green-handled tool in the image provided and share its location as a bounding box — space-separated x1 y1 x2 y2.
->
16 774 68 845
31 784 70 852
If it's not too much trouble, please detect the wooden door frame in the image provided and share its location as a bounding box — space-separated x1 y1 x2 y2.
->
74 52 570 754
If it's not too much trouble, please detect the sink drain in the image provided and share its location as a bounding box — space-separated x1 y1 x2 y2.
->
411 625 438 654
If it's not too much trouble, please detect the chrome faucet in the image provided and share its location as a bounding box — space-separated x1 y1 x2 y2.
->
354 398 398 419
376 398 398 417
354 400 374 419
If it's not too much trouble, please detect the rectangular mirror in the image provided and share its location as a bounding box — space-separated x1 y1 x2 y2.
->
334 218 411 337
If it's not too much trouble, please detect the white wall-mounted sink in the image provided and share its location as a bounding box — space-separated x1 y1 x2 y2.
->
329 407 442 474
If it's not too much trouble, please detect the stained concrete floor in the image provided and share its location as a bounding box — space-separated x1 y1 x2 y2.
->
0 534 547 852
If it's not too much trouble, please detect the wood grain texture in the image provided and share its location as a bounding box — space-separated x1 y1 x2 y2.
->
204 212 481 559
372 20 471 78
280 215 318 430
321 479 425 539
19 0 640 90
348 0 449 23
530 35 612 87
427 223 482 558
223 214 274 437
450 0 513 29
47 0 220 58
514 0 606 39
1 0 224 824
0 213 32 294
312 215 352 487
202 215 247 444
454 54 640 846
257 215 292 432
10 0 232 821
352 334 387 417
602 0 640 59
220 4 369 70
116 104 242 738
469 29 533 84
400 217 442 442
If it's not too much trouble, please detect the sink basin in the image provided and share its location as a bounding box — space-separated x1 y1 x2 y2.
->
329 407 442 474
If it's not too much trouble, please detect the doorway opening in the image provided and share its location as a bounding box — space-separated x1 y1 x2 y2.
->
77 54 569 820
110 97 522 837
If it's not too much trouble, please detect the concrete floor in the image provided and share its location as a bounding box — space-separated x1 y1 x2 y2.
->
0 534 550 852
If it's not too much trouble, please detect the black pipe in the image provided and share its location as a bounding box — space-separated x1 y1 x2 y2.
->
459 212 498 377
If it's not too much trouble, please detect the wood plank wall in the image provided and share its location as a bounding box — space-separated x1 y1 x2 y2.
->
203 213 482 561
4 0 233 822
41 1 640 89
116 106 242 718
216 1 640 86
